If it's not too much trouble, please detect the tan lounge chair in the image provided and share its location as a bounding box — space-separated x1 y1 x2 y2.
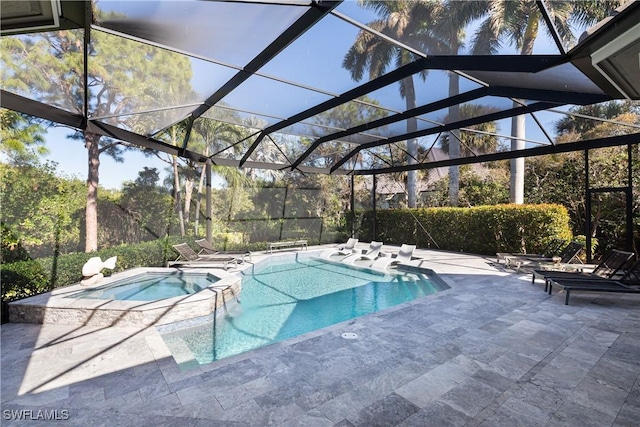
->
168 243 241 270
195 238 252 261
504 241 584 272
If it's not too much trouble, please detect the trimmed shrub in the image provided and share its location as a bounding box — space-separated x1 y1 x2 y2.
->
1 237 182 304
1 222 31 263
356 204 572 255
1 260 49 302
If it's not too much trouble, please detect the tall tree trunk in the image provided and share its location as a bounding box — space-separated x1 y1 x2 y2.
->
511 12 539 204
85 132 100 252
184 174 194 224
404 75 418 208
448 36 461 206
194 164 206 235
172 156 185 237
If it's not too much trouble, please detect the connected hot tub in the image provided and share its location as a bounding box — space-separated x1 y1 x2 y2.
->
68 271 215 301
8 267 241 327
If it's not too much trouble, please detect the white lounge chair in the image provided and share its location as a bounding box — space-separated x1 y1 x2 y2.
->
320 238 359 259
370 244 416 271
341 241 383 265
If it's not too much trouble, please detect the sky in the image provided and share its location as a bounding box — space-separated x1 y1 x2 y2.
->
42 126 227 190
42 126 171 190
36 0 589 190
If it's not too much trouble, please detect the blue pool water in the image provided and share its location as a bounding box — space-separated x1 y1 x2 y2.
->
70 272 217 301
160 254 448 365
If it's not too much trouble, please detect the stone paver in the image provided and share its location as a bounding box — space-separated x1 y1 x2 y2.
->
2 246 640 426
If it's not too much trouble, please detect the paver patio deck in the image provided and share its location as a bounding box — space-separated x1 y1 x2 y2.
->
2 247 639 426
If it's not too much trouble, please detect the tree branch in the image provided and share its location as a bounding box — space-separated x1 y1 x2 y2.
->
98 141 123 154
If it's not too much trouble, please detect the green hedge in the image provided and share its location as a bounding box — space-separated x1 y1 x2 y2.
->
1 237 183 304
355 204 573 255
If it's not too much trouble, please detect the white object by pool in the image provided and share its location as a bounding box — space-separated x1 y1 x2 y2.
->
80 255 118 286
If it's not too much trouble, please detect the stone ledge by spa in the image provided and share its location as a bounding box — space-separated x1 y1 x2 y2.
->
8 267 241 327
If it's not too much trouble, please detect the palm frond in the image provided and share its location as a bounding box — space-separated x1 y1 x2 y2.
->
563 0 622 27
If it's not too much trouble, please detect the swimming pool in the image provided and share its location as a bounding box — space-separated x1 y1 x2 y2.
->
69 271 217 301
159 254 448 365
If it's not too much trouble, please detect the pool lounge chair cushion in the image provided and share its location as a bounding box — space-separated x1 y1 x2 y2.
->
531 249 635 290
320 238 358 259
547 259 640 305
547 278 640 305
341 241 383 265
370 244 416 271
195 238 220 255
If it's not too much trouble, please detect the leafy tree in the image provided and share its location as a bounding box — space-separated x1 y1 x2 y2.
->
526 103 639 256
472 0 621 204
562 109 639 255
239 116 287 183
424 163 509 207
155 125 189 238
0 161 85 258
142 115 249 240
554 101 638 136
431 1 490 206
306 97 389 169
343 0 439 208
120 167 174 242
188 113 247 234
212 182 265 244
1 222 31 263
459 165 509 207
0 109 48 164
1 20 194 252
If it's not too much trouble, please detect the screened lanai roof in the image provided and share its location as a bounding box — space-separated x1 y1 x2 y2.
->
2 0 639 176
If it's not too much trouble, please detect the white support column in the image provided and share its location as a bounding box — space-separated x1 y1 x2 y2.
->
206 159 212 242
510 112 526 204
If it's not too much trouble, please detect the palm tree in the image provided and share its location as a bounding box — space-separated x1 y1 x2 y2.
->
190 115 246 234
432 1 489 206
309 96 389 169
343 0 440 208
241 116 287 183
472 0 621 204
554 101 637 136
440 104 500 156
